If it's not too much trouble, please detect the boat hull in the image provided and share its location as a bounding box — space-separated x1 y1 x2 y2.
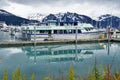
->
53 33 103 40
28 32 103 41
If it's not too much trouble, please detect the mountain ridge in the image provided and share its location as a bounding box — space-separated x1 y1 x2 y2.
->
0 9 120 28
0 9 38 25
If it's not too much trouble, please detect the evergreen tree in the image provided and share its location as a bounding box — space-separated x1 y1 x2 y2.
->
15 67 21 80
22 74 26 80
43 77 50 80
68 64 74 80
30 73 35 80
3 69 8 80
12 72 15 80
93 57 100 80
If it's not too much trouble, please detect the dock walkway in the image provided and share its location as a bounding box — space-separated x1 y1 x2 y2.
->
111 38 120 42
0 38 114 47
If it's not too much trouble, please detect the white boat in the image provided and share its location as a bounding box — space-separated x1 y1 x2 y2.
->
9 25 22 38
0 21 9 32
21 22 105 41
111 29 120 38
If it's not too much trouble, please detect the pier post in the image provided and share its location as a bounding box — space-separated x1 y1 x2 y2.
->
34 26 36 46
34 25 36 64
75 26 78 44
75 26 78 61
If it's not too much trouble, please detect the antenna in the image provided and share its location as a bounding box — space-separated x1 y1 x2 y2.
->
99 19 101 28
96 21 98 28
91 16 93 26
117 19 120 30
110 14 112 28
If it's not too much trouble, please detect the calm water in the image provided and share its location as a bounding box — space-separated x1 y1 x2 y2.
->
0 42 120 80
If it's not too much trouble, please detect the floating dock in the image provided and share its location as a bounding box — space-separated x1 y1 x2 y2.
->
0 38 116 47
111 39 120 42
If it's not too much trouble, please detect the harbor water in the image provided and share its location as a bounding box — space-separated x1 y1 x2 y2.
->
0 42 120 80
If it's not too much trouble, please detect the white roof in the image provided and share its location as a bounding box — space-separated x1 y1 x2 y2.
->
22 23 94 30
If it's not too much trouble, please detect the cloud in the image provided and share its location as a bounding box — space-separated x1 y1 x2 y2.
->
1 0 120 19
0 0 10 8
7 0 120 15
8 0 67 6
8 0 120 8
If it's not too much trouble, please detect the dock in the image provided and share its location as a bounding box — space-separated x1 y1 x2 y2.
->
111 38 120 42
0 38 117 47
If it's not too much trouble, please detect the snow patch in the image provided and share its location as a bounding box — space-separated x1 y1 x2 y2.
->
0 10 10 15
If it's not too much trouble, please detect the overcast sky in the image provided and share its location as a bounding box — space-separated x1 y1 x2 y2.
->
0 0 120 19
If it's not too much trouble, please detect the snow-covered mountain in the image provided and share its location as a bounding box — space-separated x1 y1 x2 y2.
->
28 13 46 22
0 9 120 28
98 14 120 28
0 10 13 16
0 9 37 25
42 12 93 23
98 14 112 21
42 12 120 28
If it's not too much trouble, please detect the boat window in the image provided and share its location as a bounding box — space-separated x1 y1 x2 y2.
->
73 30 76 33
78 29 81 33
60 23 64 26
54 30 57 34
60 30 63 34
39 30 48 33
89 28 92 30
71 30 74 34
67 30 72 34
74 22 78 26
54 51 57 55
58 30 63 34
48 30 51 34
87 28 90 31
85 28 89 31
59 50 63 54
69 50 73 54
40 30 45 33
90 28 93 30
70 30 72 34
64 30 67 34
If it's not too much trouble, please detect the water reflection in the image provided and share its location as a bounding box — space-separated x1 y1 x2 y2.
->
107 41 110 55
0 57 2 61
1 42 120 80
22 43 105 63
